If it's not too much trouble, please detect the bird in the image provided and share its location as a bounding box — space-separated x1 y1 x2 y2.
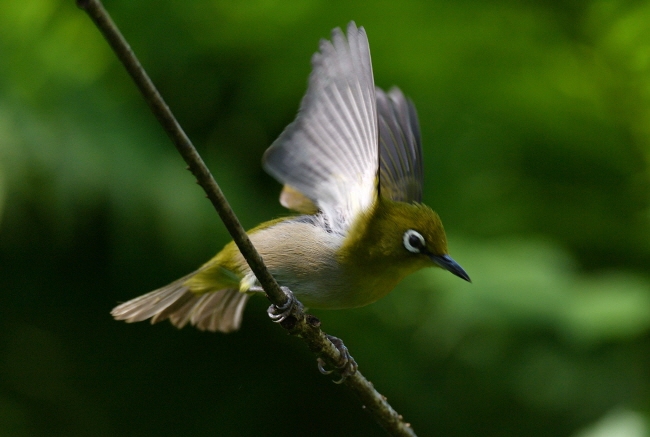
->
111 21 470 334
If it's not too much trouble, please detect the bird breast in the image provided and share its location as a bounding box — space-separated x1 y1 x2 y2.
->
244 219 349 308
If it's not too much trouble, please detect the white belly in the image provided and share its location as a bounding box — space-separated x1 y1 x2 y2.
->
241 220 355 309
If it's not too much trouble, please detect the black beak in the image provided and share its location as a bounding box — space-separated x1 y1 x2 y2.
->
430 254 471 282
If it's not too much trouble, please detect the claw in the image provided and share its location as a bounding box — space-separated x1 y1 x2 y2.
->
318 334 358 383
317 358 334 375
267 286 302 323
332 373 347 385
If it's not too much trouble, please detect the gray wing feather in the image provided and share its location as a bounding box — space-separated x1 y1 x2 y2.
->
263 22 377 233
377 87 423 203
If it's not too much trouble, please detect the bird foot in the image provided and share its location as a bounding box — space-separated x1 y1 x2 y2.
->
267 286 303 323
317 334 358 384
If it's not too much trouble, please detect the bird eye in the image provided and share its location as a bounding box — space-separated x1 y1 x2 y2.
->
403 229 426 254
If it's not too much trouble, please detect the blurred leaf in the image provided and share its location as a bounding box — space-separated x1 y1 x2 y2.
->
573 409 649 437
408 238 650 349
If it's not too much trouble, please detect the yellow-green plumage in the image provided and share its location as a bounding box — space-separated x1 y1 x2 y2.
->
338 197 448 307
186 217 291 294
182 196 448 311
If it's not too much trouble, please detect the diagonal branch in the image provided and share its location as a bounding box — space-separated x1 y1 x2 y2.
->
76 1 417 435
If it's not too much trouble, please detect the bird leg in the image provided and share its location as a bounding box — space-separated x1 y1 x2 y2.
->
265 286 303 323
317 334 358 384
255 285 357 382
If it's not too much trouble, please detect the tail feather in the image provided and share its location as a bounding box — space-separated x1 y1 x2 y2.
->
150 290 195 324
184 289 250 332
111 273 250 333
111 274 194 322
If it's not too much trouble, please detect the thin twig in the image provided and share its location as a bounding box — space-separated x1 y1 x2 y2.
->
76 1 417 435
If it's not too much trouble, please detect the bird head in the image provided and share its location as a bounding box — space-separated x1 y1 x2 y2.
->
342 198 470 282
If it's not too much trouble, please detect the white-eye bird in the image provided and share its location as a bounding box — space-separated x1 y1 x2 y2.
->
112 21 470 333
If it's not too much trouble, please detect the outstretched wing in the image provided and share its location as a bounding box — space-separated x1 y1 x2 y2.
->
263 22 377 234
377 87 423 203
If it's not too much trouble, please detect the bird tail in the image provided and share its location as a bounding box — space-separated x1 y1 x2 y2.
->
111 272 250 333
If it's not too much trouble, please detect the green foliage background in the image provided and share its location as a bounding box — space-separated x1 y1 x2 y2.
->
1 0 650 436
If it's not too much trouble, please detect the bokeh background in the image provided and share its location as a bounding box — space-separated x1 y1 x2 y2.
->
2 0 650 436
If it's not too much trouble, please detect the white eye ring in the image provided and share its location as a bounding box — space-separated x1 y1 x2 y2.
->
403 229 426 254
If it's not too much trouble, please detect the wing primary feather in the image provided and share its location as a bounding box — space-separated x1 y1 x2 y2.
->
323 90 366 178
262 21 378 234
306 101 358 177
377 87 424 202
346 22 376 161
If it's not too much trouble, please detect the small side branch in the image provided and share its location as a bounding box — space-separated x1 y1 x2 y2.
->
76 1 416 436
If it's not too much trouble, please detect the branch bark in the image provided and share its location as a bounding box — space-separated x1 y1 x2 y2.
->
76 1 417 435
